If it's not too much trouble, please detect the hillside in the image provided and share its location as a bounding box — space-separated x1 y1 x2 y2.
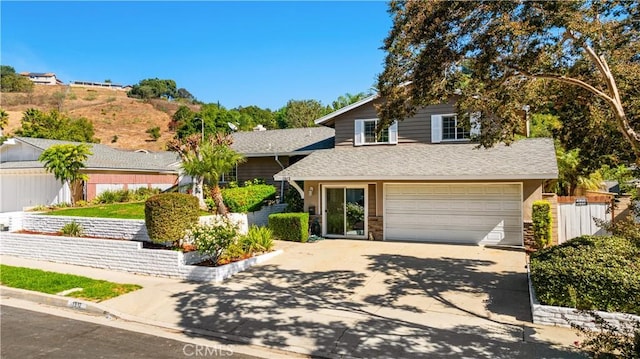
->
1 85 200 151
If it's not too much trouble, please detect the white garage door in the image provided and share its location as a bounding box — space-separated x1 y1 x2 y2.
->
384 183 522 246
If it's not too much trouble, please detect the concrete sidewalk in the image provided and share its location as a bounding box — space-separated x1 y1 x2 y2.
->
0 240 585 359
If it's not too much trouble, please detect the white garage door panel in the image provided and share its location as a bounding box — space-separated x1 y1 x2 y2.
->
385 184 522 246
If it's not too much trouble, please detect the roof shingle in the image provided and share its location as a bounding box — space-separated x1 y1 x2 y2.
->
274 138 558 181
4 137 180 172
231 127 334 156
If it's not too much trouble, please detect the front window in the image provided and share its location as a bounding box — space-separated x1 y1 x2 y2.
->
363 119 389 144
220 165 237 183
442 115 470 141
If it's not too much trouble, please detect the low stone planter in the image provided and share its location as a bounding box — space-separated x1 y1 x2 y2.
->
527 263 640 331
0 232 282 282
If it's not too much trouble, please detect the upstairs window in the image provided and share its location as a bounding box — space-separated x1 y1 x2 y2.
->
431 113 479 143
354 119 398 146
442 115 470 141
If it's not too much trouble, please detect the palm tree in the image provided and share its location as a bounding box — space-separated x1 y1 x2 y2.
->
168 134 206 208
183 141 245 214
38 144 92 205
170 133 245 212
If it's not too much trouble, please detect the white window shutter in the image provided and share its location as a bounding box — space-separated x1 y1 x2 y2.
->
470 112 481 137
354 120 364 146
388 121 398 144
431 115 442 143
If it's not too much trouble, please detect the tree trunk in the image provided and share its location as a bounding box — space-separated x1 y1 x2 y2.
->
211 185 227 216
193 176 206 209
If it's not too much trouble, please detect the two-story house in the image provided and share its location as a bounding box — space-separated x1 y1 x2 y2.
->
20 72 63 86
274 95 558 246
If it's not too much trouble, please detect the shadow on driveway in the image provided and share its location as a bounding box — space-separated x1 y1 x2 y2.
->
171 251 582 358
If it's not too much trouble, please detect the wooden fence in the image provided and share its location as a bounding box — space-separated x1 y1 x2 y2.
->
556 195 612 244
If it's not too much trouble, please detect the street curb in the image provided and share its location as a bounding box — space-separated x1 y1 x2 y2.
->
0 286 110 317
0 286 345 359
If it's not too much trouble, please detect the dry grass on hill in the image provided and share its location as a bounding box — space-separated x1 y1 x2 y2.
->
1 85 199 151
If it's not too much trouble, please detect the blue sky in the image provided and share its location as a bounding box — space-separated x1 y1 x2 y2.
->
1 1 392 110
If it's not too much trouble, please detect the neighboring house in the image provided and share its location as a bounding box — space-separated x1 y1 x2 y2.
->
274 95 558 246
19 72 63 86
70 81 130 91
0 137 180 212
230 127 335 199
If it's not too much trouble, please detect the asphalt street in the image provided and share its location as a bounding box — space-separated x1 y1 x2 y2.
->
0 306 262 359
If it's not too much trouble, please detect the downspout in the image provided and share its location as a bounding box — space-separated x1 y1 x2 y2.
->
274 154 287 203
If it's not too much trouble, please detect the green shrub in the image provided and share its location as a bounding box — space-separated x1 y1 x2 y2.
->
240 225 274 253
532 200 552 249
530 235 640 315
283 186 303 212
190 218 239 264
573 311 640 359
219 241 248 264
60 221 84 237
93 188 160 204
222 184 276 213
269 212 309 242
145 193 199 244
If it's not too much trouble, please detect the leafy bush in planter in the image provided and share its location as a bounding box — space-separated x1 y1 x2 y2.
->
269 212 308 242
190 217 239 265
222 184 276 213
145 193 199 244
530 235 640 315
532 200 553 249
240 225 274 253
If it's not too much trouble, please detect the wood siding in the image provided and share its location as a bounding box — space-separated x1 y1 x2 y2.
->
237 156 290 196
334 99 456 146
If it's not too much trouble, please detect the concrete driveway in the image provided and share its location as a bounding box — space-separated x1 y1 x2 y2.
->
161 239 582 358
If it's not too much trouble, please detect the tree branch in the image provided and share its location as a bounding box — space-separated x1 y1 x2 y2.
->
508 66 613 103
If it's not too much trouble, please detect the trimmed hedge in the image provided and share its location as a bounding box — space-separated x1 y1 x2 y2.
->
269 212 309 242
145 193 199 244
530 235 640 315
222 184 276 213
532 200 552 249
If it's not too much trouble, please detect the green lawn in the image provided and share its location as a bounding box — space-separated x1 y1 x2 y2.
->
43 202 211 219
0 265 141 301
44 202 147 219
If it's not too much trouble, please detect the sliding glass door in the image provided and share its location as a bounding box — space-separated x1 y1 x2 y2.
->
323 186 366 238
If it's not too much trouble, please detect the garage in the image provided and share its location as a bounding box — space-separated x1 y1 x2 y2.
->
384 183 523 246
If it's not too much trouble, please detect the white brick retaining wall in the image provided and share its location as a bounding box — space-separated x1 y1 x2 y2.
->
528 265 640 330
0 233 282 282
22 214 149 241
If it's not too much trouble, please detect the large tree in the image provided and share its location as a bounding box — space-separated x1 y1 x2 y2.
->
127 78 178 100
276 99 330 128
0 65 34 93
38 144 92 205
0 109 8 135
331 92 372 111
376 1 639 163
14 109 99 143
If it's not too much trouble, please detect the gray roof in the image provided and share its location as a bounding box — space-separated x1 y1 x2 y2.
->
231 127 334 157
274 138 558 181
4 137 180 173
